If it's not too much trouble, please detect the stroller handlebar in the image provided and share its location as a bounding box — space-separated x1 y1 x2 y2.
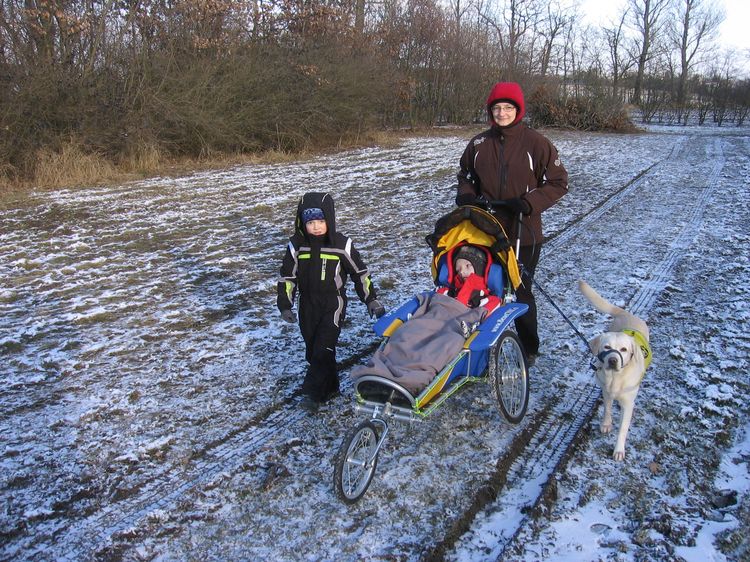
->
472 197 514 212
468 197 523 256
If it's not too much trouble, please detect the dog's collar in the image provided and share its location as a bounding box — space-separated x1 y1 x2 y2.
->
621 329 652 370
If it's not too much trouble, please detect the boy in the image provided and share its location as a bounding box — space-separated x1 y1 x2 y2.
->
277 192 385 413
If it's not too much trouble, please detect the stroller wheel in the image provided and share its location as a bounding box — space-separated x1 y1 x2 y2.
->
334 420 380 503
491 330 529 424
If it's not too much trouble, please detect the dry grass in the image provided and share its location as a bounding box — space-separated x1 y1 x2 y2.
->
33 143 117 189
121 143 164 175
0 128 459 195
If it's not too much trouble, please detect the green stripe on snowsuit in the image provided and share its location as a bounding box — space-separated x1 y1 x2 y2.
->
285 281 294 303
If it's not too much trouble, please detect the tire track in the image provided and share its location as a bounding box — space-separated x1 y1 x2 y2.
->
631 139 724 315
55 341 378 557
54 135 713 559
58 408 306 557
521 383 601 480
440 383 601 560
545 135 686 248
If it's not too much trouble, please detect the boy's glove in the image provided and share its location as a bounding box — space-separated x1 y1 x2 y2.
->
281 309 296 323
468 289 485 309
367 300 386 319
456 273 487 307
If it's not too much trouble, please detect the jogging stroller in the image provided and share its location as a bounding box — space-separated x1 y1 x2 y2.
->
333 205 531 503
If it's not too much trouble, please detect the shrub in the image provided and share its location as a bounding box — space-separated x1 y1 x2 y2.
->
528 85 636 132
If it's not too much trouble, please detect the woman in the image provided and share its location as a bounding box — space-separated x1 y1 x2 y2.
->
455 81 569 364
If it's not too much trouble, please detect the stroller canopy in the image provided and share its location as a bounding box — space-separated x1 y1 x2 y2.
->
425 206 522 290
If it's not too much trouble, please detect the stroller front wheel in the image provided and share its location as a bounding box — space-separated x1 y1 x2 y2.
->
491 330 529 424
334 420 380 503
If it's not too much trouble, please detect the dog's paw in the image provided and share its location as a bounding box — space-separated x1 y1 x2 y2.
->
612 449 625 461
600 422 612 434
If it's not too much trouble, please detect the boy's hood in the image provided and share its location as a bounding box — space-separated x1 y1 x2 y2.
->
296 192 336 241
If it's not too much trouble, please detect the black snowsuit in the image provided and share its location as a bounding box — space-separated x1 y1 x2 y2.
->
277 192 378 402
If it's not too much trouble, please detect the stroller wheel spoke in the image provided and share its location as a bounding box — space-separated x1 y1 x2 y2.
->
334 421 380 503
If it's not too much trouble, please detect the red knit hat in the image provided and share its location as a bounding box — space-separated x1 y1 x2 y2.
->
486 82 525 126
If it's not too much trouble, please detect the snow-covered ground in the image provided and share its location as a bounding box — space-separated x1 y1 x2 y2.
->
1 124 748 561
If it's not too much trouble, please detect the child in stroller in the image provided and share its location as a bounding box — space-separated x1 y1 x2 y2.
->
350 241 504 395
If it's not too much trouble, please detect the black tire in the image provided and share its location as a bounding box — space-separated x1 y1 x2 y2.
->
490 330 529 424
333 420 380 503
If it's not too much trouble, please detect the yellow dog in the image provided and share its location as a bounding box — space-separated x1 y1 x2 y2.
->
579 280 652 461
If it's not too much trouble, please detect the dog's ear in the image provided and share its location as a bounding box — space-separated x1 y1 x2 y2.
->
588 335 601 354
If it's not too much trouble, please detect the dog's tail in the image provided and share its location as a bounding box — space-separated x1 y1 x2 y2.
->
578 279 627 317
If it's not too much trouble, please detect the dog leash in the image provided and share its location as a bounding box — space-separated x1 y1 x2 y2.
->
531 276 602 372
530 276 591 351
512 225 593 364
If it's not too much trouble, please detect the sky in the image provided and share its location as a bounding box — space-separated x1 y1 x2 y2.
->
579 0 750 53
718 0 750 52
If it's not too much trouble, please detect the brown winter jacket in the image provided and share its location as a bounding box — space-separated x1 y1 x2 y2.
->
457 123 568 247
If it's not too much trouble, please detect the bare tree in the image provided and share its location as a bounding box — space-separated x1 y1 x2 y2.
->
731 78 750 126
476 0 541 79
446 0 474 32
535 0 573 77
354 0 366 32
559 20 591 96
603 7 636 99
628 0 670 104
705 51 746 127
668 0 723 110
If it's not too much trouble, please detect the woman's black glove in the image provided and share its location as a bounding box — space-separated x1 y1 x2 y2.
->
281 309 296 323
504 197 532 215
455 192 477 207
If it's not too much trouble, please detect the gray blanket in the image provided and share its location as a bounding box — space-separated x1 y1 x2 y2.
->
351 292 487 395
